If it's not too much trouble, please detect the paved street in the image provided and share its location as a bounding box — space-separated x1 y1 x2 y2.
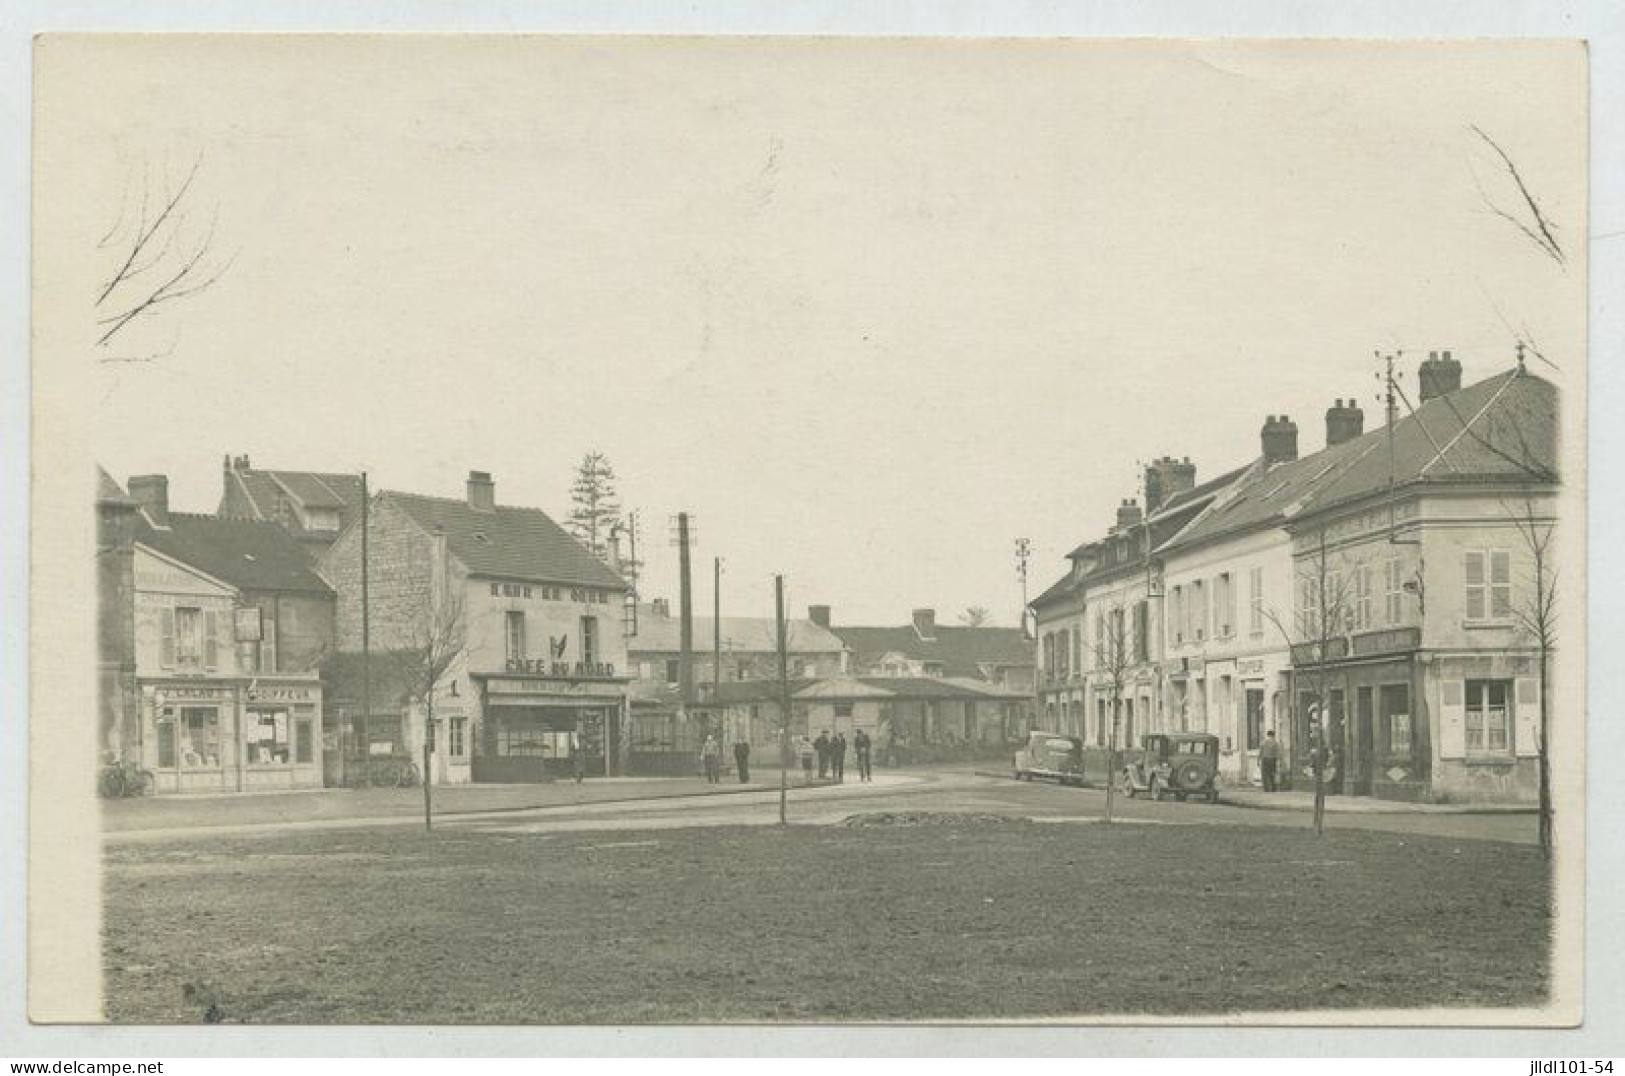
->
104 766 1539 845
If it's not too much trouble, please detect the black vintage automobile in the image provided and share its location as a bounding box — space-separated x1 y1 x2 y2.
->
1013 731 1086 787
1119 732 1220 803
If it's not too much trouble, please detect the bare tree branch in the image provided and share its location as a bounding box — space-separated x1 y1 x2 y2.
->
1470 125 1565 266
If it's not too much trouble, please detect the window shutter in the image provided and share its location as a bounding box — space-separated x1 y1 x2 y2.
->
1514 677 1542 758
160 607 176 668
1491 551 1512 619
1438 680 1466 759
204 610 219 670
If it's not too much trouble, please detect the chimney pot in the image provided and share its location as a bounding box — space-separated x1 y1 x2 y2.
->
1418 350 1463 403
808 604 831 629
466 470 495 511
1262 415 1299 464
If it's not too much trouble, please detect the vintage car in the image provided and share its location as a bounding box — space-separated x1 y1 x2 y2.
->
1119 732 1220 803
1014 731 1086 786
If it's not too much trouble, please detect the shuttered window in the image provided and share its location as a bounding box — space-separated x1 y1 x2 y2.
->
1465 550 1512 621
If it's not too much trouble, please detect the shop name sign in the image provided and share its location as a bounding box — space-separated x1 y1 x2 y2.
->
490 678 620 697
153 685 234 703
504 658 617 679
1237 658 1266 676
247 684 316 702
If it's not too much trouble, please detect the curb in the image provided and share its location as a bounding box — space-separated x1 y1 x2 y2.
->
973 769 1536 816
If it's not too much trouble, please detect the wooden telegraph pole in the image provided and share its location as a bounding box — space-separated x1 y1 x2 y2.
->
776 575 790 825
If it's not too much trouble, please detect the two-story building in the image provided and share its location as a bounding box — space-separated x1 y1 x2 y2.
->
99 470 335 794
318 470 632 784
1275 355 1558 803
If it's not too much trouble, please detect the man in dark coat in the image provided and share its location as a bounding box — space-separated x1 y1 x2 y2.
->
814 730 832 779
733 739 751 784
853 728 872 782
1258 730 1282 792
832 733 848 783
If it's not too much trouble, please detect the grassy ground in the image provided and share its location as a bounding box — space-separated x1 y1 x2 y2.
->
102 819 1549 1023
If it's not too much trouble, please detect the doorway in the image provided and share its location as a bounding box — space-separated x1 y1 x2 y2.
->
1353 686 1375 796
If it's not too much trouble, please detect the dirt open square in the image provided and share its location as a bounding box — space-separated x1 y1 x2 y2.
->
103 818 1550 1023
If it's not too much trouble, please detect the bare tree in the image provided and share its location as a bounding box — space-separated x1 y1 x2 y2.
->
567 452 622 561
391 589 467 831
1093 604 1132 824
1263 529 1358 835
958 605 993 627
95 154 235 362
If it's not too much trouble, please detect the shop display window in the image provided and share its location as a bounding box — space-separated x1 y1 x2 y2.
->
247 708 292 765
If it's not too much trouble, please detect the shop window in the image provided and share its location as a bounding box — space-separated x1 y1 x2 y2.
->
295 716 314 764
180 707 220 768
1464 680 1511 754
1381 683 1411 755
495 726 573 758
247 709 291 765
449 717 467 757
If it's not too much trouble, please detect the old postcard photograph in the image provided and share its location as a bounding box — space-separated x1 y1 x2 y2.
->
28 34 1587 1029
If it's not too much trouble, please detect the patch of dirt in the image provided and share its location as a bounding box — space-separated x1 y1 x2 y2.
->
838 811 1033 828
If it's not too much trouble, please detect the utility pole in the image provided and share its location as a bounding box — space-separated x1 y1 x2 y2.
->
677 513 695 709
1014 537 1032 639
776 574 790 825
713 556 723 725
359 470 371 778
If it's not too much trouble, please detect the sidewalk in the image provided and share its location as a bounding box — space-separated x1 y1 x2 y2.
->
101 769 828 833
1218 785 1536 815
973 769 1535 814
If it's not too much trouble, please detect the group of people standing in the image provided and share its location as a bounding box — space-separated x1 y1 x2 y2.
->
701 726 877 786
795 729 872 783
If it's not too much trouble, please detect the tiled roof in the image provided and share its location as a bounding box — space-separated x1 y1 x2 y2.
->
223 467 365 538
1164 368 1557 553
133 512 334 595
832 623 1033 677
384 491 628 590
1066 464 1251 562
1030 571 1084 611
628 604 847 655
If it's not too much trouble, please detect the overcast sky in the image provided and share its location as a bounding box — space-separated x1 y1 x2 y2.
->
46 36 1585 626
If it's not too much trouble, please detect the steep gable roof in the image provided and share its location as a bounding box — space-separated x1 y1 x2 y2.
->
384 491 627 590
833 623 1033 677
629 604 846 654
133 512 334 595
221 466 366 539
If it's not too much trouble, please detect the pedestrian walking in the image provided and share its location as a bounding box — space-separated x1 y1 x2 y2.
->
832 732 848 783
797 735 816 783
854 728 872 782
1258 730 1281 792
814 730 832 780
733 739 751 784
700 734 722 784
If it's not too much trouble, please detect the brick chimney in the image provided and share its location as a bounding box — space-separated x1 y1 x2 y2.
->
808 605 831 629
1325 398 1365 447
466 470 495 511
127 474 170 526
912 608 937 641
1261 416 1299 465
1144 457 1197 514
1419 350 1462 402
1116 498 1143 529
